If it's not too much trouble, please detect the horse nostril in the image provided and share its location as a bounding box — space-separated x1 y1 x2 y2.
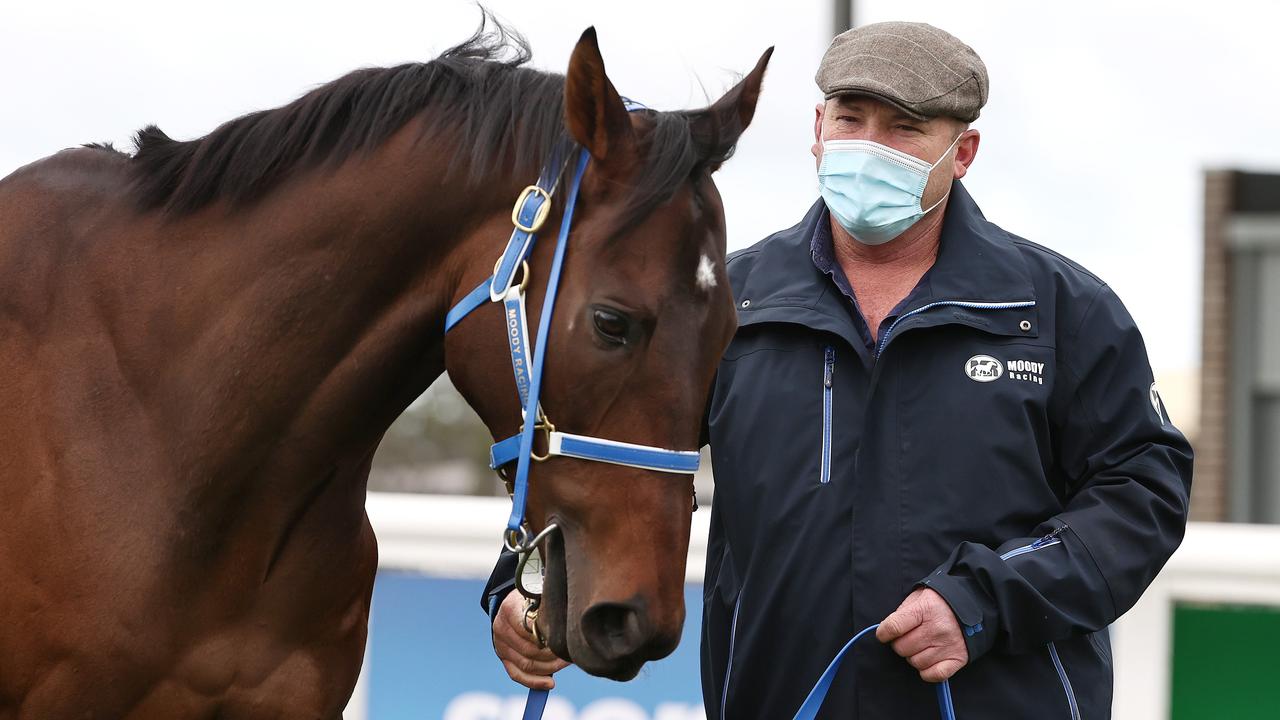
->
581 601 648 661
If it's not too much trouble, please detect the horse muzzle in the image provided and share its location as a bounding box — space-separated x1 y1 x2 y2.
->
538 524 684 681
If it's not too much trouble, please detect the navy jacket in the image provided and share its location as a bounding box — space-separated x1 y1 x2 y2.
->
700 183 1192 719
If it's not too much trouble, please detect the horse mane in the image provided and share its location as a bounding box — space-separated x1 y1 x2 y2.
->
129 13 741 223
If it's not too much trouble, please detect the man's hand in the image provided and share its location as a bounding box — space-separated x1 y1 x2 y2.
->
492 591 571 690
876 587 969 683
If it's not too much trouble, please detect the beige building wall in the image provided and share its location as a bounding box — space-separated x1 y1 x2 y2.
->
1192 171 1232 522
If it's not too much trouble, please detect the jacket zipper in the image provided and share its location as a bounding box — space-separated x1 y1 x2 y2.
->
820 346 835 484
876 299 1036 357
721 580 747 720
998 524 1067 560
1048 642 1082 720
999 525 1078 719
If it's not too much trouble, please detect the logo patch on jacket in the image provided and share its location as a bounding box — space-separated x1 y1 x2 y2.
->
965 356 1046 384
1006 359 1045 385
965 355 1003 382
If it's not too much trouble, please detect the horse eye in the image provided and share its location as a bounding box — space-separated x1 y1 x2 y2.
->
592 308 631 345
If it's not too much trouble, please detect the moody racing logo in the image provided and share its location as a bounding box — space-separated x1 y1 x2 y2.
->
965 355 1047 385
507 304 530 404
965 355 1003 382
1006 359 1045 385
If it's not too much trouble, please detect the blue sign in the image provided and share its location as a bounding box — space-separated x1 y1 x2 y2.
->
368 571 707 720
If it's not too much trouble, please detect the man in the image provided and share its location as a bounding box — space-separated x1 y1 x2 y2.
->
488 21 1193 718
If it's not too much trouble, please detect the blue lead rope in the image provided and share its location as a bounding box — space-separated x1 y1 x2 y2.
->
793 623 956 720
522 689 549 720
523 622 956 720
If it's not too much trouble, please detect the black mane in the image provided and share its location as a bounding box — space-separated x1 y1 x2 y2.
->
129 14 740 222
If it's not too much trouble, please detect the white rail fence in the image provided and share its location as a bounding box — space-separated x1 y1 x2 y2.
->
346 493 1280 720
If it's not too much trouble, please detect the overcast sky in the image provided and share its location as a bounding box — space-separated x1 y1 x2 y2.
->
4 0 1278 373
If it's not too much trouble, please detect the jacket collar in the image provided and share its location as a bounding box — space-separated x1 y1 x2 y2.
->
734 181 1038 345
926 181 1036 306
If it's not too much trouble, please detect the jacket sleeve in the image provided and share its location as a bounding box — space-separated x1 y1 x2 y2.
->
920 283 1193 660
480 548 519 623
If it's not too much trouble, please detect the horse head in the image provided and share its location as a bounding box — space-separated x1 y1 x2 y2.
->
446 29 771 679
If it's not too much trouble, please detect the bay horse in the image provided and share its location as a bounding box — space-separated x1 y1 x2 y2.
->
0 18 770 719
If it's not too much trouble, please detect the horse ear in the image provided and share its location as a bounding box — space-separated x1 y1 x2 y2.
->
694 47 774 173
564 27 635 167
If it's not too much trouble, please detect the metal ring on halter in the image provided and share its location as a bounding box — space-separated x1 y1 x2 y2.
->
529 611 547 648
522 600 547 648
506 520 560 557
504 526 530 553
512 185 553 233
522 599 538 630
519 414 556 463
493 258 531 294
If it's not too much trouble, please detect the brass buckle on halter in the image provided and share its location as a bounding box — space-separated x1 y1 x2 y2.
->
520 412 556 462
511 185 553 234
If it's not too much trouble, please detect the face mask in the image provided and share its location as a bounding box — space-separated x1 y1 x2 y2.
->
818 133 962 246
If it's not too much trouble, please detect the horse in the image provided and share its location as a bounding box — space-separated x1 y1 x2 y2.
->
0 16 770 719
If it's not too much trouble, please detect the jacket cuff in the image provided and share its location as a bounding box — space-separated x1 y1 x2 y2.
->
917 571 999 662
485 579 516 624
481 549 520 621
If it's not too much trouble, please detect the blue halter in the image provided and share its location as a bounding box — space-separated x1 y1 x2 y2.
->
446 101 705 720
443 129 701 546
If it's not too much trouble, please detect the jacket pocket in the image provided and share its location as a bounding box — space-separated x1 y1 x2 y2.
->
820 345 835 484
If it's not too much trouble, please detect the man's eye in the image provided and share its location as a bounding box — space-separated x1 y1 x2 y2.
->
897 124 921 132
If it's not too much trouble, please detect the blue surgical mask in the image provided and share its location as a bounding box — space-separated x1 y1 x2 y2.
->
818 133 962 245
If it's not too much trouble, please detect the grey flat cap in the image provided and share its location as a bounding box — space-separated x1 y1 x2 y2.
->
816 21 989 122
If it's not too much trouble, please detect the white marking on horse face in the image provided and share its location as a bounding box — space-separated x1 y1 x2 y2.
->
695 254 717 293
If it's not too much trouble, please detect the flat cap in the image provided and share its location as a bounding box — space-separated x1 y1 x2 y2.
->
816 21 989 122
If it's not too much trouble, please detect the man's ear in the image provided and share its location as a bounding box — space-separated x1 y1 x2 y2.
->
953 129 980 179
564 27 635 169
812 102 826 159
689 47 773 173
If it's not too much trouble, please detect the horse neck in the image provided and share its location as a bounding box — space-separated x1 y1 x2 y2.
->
124 121 526 483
